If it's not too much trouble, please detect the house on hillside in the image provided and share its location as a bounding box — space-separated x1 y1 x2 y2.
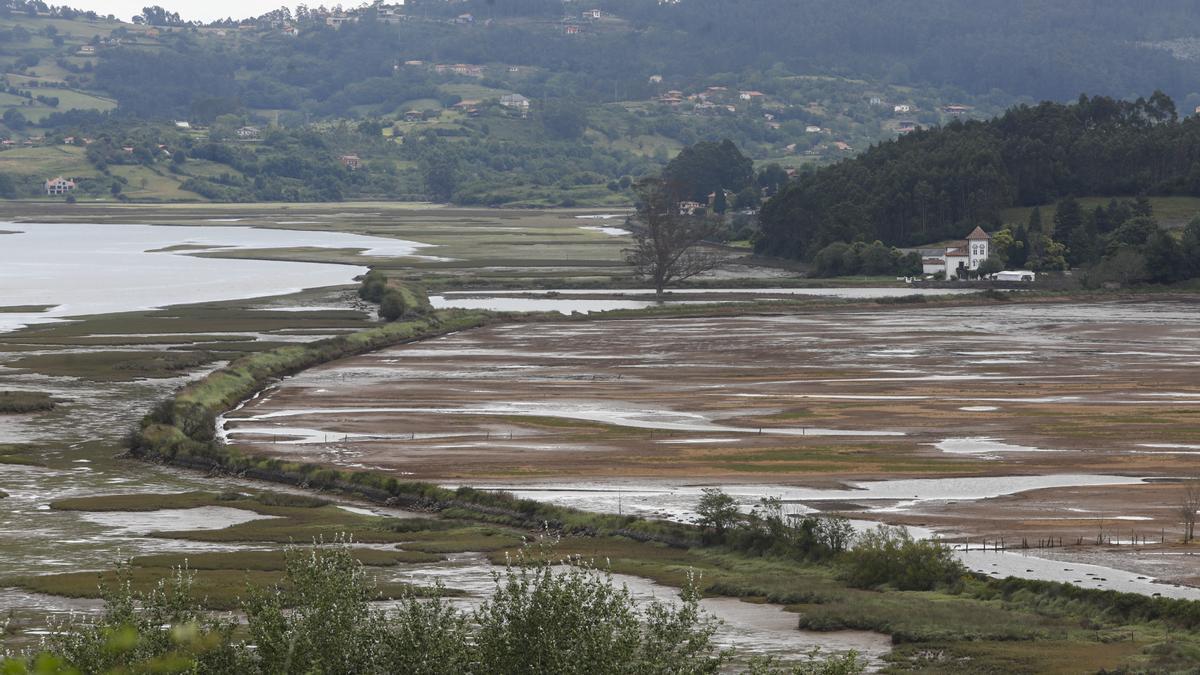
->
499 93 530 111
435 63 483 77
339 154 361 170
378 6 404 23
923 226 991 279
45 176 76 195
738 90 764 101
582 8 602 19
564 24 582 35
942 104 971 116
893 104 912 114
678 200 704 216
454 13 475 24
236 126 261 140
453 100 481 116
326 15 356 28
403 110 424 122
77 45 96 55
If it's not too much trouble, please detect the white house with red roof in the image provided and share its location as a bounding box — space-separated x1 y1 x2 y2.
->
923 226 991 279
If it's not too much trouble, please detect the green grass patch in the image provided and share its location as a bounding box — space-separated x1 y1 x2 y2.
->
0 443 48 467
3 568 457 611
0 391 57 413
9 350 216 381
397 525 527 554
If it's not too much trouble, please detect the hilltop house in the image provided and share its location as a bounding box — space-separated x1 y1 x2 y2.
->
45 177 76 195
922 227 991 279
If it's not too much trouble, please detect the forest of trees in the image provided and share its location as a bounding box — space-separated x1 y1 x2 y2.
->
758 94 1200 259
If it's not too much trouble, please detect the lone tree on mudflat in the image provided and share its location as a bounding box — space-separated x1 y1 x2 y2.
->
1180 479 1200 543
624 177 722 296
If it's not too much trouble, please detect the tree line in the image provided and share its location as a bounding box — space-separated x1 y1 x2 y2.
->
758 93 1200 260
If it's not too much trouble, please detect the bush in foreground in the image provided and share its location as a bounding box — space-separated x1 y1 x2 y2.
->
2 544 864 674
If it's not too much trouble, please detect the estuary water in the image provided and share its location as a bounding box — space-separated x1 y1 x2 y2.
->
0 222 433 333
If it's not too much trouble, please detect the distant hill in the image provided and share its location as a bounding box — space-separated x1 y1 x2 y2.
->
758 94 1200 259
7 1 1200 204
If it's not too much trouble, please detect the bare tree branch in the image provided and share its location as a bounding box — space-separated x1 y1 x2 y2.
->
624 177 724 295
1181 479 1200 543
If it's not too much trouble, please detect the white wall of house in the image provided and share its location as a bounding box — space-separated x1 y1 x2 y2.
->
946 255 969 279
968 239 989 269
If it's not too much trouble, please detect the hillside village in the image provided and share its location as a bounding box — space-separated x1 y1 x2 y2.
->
0 1 1012 205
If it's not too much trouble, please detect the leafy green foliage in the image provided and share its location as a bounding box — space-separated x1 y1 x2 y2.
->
474 555 729 674
695 491 854 563
379 289 410 321
695 487 740 536
811 241 921 277
663 140 754 204
840 526 963 591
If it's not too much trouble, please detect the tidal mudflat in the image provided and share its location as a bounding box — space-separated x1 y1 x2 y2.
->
224 300 1200 587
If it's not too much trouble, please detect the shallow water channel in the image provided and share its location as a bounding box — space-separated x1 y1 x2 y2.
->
430 286 981 313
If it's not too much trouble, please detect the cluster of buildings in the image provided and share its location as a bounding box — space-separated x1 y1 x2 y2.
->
654 85 767 111
322 4 405 29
